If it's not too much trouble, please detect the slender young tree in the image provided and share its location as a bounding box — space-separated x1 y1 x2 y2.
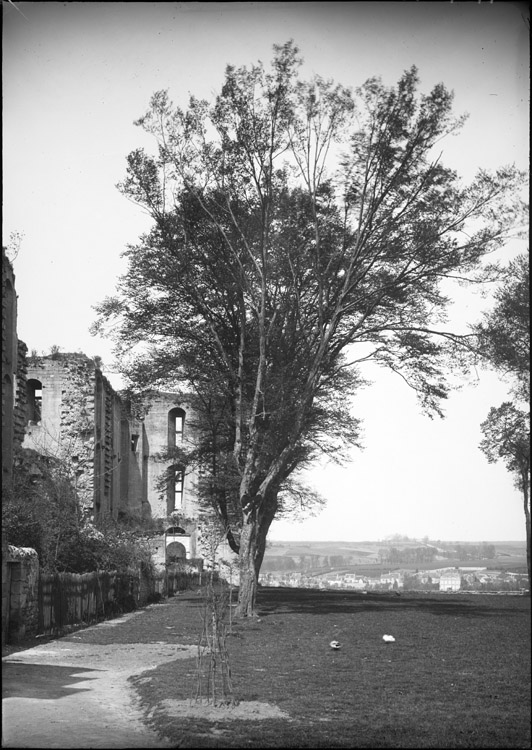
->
93 42 525 615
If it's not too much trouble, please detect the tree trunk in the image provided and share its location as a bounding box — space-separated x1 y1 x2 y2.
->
235 494 277 618
236 522 259 618
523 482 531 593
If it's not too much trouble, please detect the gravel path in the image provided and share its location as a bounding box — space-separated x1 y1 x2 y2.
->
2 604 195 749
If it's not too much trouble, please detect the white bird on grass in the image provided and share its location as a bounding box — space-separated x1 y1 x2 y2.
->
330 640 341 650
382 634 396 642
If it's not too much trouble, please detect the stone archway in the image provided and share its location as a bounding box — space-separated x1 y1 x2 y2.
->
166 541 186 564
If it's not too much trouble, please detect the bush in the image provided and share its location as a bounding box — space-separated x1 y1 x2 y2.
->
3 448 157 575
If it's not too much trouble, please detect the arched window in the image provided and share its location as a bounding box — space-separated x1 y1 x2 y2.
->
168 466 184 512
166 526 186 535
168 407 185 447
26 379 43 423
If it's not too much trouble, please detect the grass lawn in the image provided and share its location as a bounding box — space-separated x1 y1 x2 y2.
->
130 587 531 748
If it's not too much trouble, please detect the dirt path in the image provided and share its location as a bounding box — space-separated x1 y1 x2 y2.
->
2 610 195 749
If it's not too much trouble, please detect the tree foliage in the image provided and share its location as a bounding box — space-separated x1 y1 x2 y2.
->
475 253 529 401
93 41 526 615
480 402 530 481
477 253 530 589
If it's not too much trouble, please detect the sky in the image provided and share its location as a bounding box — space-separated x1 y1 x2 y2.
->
3 1 529 543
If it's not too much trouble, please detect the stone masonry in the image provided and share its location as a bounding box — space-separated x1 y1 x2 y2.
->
2 248 231 578
4 544 40 643
21 356 203 559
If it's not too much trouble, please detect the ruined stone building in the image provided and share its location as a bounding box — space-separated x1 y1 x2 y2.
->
2 248 205 564
22 354 202 559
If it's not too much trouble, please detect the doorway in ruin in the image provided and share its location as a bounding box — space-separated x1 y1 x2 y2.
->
166 541 187 564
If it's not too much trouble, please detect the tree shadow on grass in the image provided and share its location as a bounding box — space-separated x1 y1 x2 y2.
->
2 661 100 700
255 587 528 619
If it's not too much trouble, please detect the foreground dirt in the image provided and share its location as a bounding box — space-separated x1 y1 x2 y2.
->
2 610 186 748
2 598 289 749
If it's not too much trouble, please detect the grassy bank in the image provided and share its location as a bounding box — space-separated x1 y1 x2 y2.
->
131 588 530 748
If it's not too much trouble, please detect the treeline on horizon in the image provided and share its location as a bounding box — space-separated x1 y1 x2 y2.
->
262 542 497 572
383 542 496 565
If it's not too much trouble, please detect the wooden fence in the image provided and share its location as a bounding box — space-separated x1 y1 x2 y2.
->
37 567 203 637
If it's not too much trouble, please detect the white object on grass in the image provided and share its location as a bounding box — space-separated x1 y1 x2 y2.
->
329 640 341 650
382 634 395 642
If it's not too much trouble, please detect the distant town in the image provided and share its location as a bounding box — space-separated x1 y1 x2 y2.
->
259 538 529 593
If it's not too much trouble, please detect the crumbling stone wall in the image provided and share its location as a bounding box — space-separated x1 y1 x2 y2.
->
17 351 204 563
120 416 150 520
14 339 28 450
2 248 19 483
22 354 152 524
1 530 9 646
2 252 206 573
94 369 124 519
24 354 97 515
5 544 40 643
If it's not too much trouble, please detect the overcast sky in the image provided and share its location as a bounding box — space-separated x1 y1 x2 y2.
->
3 1 529 542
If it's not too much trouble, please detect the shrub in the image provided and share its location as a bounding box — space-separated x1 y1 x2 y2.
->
3 448 158 575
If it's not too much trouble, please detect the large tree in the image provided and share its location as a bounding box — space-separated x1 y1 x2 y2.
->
93 42 525 615
477 254 530 589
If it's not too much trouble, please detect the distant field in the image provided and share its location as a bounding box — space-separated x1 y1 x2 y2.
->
263 541 527 574
265 540 527 557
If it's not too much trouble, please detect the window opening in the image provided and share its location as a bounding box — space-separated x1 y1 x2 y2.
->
168 408 185 447
131 434 139 452
27 379 43 423
166 526 186 536
172 468 184 510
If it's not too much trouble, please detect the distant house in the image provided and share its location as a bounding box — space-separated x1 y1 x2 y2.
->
439 569 461 591
380 573 404 589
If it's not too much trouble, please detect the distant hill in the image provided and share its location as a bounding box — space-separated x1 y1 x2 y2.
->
262 540 527 574
265 540 526 554
265 541 384 557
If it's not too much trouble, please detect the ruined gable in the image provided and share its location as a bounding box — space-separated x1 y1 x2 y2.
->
24 353 98 514
22 353 158 525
